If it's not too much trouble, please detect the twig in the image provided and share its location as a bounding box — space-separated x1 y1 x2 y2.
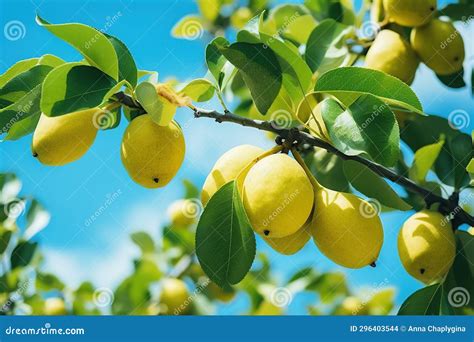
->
112 91 474 228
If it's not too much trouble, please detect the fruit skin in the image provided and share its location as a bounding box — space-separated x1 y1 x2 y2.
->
32 109 99 166
159 278 190 315
262 223 311 255
311 188 384 268
411 19 465 75
201 145 264 206
365 30 419 84
167 199 198 227
335 296 368 315
398 210 455 284
44 297 67 315
121 115 185 189
383 0 436 27
207 282 235 302
243 154 314 238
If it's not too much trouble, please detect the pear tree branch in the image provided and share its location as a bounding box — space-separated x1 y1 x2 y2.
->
112 91 474 228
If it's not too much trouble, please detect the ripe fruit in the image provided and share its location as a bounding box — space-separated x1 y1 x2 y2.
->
398 210 455 284
335 296 368 315
365 30 419 84
263 223 311 255
121 115 185 189
243 154 314 238
207 282 235 302
201 145 264 206
311 188 384 268
411 19 465 75
167 199 198 227
159 278 190 315
32 109 99 166
44 297 67 315
230 7 253 29
383 0 436 27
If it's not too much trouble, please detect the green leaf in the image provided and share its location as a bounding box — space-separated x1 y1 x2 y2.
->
259 15 312 95
130 231 155 254
179 78 216 102
36 272 65 291
467 159 474 174
196 181 256 288
0 58 40 89
36 15 119 80
0 65 53 104
206 37 231 87
304 0 343 22
308 272 349 304
0 173 22 203
306 149 350 192
438 3 474 21
183 179 199 199
10 240 38 269
104 34 137 88
436 69 466 89
398 284 442 315
343 160 412 211
409 140 444 183
0 84 42 140
135 81 175 126
322 95 400 167
171 15 205 40
24 199 50 241
315 67 423 114
218 42 282 114
367 288 395 315
305 19 350 72
0 225 13 254
442 231 474 314
41 63 117 116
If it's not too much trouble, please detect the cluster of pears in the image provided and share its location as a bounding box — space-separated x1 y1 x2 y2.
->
365 0 465 84
31 84 186 189
201 144 384 268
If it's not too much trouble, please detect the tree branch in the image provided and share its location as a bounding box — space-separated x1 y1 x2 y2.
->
113 92 474 228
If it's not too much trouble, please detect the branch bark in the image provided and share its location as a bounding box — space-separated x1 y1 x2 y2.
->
113 92 474 228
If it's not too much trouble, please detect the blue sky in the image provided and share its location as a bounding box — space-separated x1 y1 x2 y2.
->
0 0 472 314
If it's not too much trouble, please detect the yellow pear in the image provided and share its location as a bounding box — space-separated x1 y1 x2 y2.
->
398 210 455 284
44 297 67 315
201 144 264 206
121 115 185 189
411 19 465 75
383 0 436 27
262 223 311 255
335 296 368 315
167 199 198 227
370 0 385 23
311 188 384 268
230 7 253 29
243 153 314 238
32 109 99 166
159 278 190 315
468 227 474 235
365 30 419 84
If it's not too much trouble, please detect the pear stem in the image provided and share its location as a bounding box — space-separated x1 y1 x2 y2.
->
291 148 322 192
